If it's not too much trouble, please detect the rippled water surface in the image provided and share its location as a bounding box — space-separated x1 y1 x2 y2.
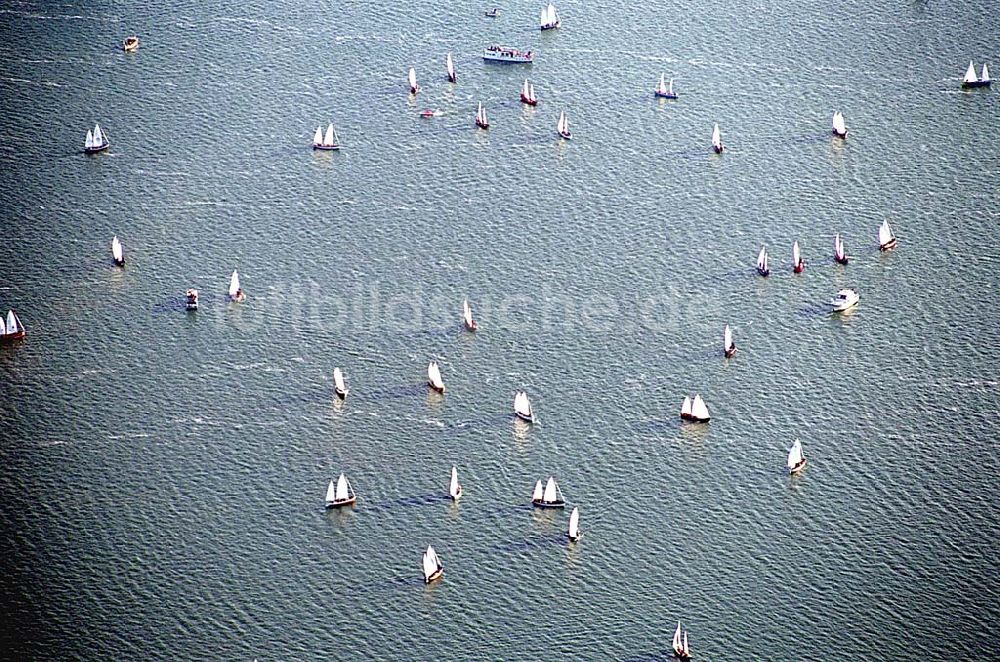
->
1 0 999 659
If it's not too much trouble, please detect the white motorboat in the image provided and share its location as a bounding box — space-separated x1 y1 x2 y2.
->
830 288 859 311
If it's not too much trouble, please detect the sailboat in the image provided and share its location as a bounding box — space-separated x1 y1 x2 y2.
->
84 123 110 153
449 466 463 500
724 324 736 358
539 3 561 30
0 309 26 343
787 439 807 474
520 78 538 105
333 367 349 399
756 245 770 276
475 101 490 129
832 111 848 138
557 110 571 139
422 545 444 583
878 219 897 251
326 473 357 507
514 391 534 423
312 123 340 150
654 74 677 99
408 66 419 94
792 240 805 273
681 394 711 422
111 236 125 267
185 289 199 311
427 361 446 393
834 233 848 265
462 299 478 331
446 53 457 83
962 60 991 88
712 123 725 153
532 476 565 508
672 621 691 659
228 269 246 302
568 506 581 541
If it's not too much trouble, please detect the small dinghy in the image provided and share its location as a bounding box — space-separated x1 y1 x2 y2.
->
532 476 565 508
463 299 478 331
228 269 246 302
834 233 848 265
680 394 710 422
792 240 805 273
723 324 736 358
539 2 561 30
962 60 991 88
422 545 444 583
408 66 419 94
111 235 125 267
756 245 770 276
830 288 859 312
419 109 437 118
84 123 110 153
475 101 490 129
520 78 538 105
446 52 457 83
832 111 848 138
787 438 807 474
672 621 692 660
0 309 26 343
185 288 199 311
878 219 897 251
654 74 677 99
326 473 357 508
122 36 139 52
312 123 340 150
427 361 446 393
514 391 534 423
568 506 581 541
449 465 463 500
712 123 725 154
333 367 349 399
557 110 572 140
485 8 500 17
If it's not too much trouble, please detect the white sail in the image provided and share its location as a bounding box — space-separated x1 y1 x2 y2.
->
514 391 532 418
476 101 488 125
680 395 692 417
543 476 559 503
757 245 768 271
657 73 667 94
446 52 455 80
335 473 350 501
422 545 441 580
832 111 846 135
450 466 460 498
683 631 690 655
547 3 559 25
463 299 474 327
964 60 978 83
324 123 335 146
94 124 104 146
325 479 337 503
539 6 548 26
313 126 323 145
568 507 580 539
879 220 894 245
787 439 803 471
793 241 801 265
228 269 241 297
982 62 990 81
691 394 710 420
673 622 683 652
428 361 444 390
334 367 347 393
668 78 674 95
528 83 535 101
85 129 94 149
724 325 733 351
835 233 845 260
0 314 5 336
111 236 123 262
712 123 722 149
6 310 17 334
408 67 417 91
557 110 568 134
532 479 543 501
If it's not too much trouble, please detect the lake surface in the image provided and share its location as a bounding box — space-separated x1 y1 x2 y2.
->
1 0 998 659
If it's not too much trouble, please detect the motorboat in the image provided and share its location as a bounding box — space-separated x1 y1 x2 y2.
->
830 288 859 311
122 36 139 53
185 288 199 311
483 45 533 63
